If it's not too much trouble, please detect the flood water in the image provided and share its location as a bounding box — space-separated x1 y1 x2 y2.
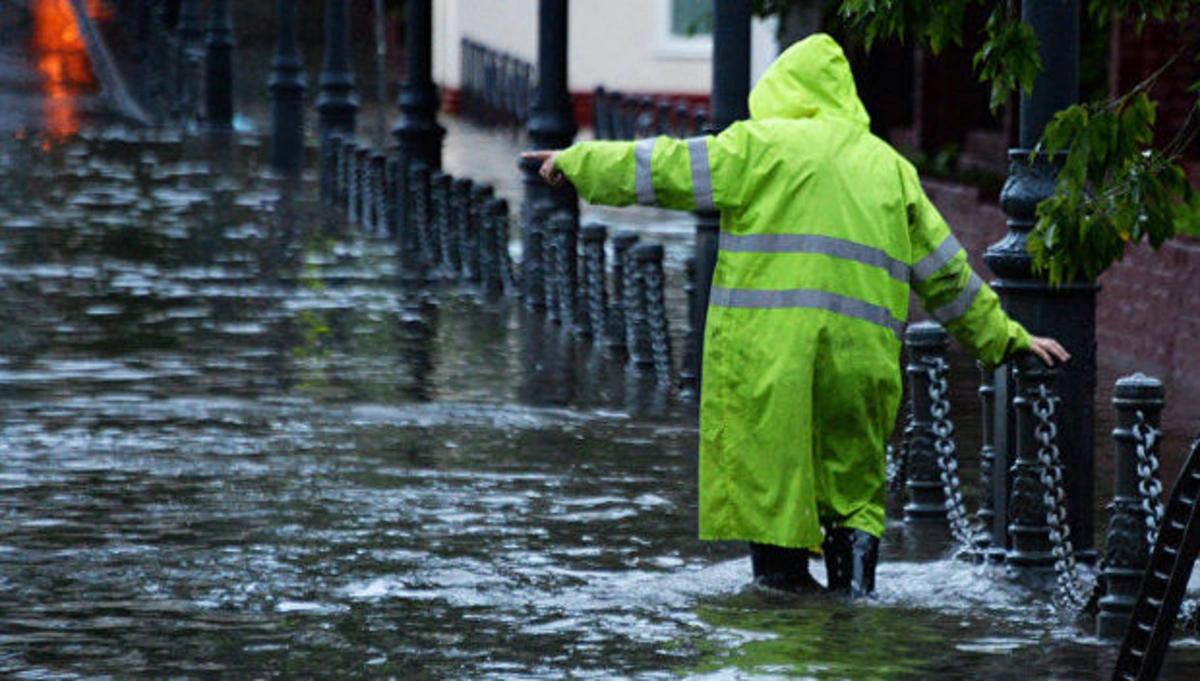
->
1 118 1199 680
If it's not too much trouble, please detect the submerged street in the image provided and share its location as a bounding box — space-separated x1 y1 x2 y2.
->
2 7 1200 676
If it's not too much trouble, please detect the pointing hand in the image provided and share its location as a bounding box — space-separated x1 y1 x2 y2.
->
521 150 565 187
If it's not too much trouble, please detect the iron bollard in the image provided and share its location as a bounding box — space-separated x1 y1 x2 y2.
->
409 166 433 267
353 145 372 225
609 231 639 349
1098 373 1165 639
549 212 578 328
542 213 562 323
679 256 699 397
340 138 357 211
466 184 494 283
321 132 342 204
592 87 609 139
1006 353 1061 570
624 244 650 367
495 201 518 295
578 223 608 339
903 322 952 523
635 243 671 377
450 178 474 281
674 101 692 137
479 198 504 296
369 152 388 236
395 163 425 281
317 0 359 143
386 156 402 237
269 0 306 175
521 199 553 309
429 172 455 274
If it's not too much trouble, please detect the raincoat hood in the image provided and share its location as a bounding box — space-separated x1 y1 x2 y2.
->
748 33 870 129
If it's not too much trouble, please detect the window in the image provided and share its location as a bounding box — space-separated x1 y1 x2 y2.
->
656 0 713 58
671 0 713 37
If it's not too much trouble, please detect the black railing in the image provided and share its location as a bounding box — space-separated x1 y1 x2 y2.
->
459 38 534 130
591 86 709 140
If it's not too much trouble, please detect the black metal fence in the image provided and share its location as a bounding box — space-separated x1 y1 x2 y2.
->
459 38 534 130
590 86 709 140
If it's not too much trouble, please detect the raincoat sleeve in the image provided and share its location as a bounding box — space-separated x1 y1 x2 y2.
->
904 167 1031 368
554 133 743 212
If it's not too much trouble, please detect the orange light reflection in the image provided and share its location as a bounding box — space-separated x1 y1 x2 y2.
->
31 0 107 141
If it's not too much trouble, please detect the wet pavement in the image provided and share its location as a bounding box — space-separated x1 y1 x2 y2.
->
2 51 1200 679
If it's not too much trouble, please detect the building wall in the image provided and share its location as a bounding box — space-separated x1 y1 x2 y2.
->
433 0 776 97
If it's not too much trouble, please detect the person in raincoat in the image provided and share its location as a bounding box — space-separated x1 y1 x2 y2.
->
524 33 1068 596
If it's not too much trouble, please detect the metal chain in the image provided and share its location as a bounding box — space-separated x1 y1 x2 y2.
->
1132 409 1165 548
927 358 976 548
1033 384 1092 611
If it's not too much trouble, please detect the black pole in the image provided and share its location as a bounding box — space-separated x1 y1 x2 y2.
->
393 0 445 171
687 0 751 396
204 0 234 130
983 0 1094 559
317 0 360 142
521 0 577 210
270 0 307 174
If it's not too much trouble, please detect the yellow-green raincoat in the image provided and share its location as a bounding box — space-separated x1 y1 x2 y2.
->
554 33 1030 550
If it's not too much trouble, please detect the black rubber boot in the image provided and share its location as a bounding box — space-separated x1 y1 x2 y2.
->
748 542 823 593
822 528 879 598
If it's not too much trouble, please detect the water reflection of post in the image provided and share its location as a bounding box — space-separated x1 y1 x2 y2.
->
517 307 576 407
204 0 234 131
258 184 306 285
173 0 204 123
396 297 439 402
270 0 307 175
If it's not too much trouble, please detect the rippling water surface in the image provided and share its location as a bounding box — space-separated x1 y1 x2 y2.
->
1 122 1198 680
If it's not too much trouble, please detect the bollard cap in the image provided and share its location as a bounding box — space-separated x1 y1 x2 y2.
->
452 177 473 190
581 223 607 241
548 211 575 232
633 242 664 262
905 321 948 348
1114 372 1164 403
471 183 494 199
487 197 509 214
612 231 640 249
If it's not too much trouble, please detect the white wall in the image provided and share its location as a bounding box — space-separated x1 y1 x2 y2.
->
434 0 779 96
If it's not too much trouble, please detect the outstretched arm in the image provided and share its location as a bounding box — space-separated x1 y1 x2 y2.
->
522 150 565 187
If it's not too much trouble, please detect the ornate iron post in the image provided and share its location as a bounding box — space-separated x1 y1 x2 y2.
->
270 0 307 174
393 0 445 171
521 0 577 266
1098 374 1165 639
317 0 359 153
1006 354 1060 571
688 0 751 397
204 0 234 130
903 322 951 522
984 0 1095 560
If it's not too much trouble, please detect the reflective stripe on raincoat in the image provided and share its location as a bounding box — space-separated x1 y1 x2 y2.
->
554 33 1031 550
